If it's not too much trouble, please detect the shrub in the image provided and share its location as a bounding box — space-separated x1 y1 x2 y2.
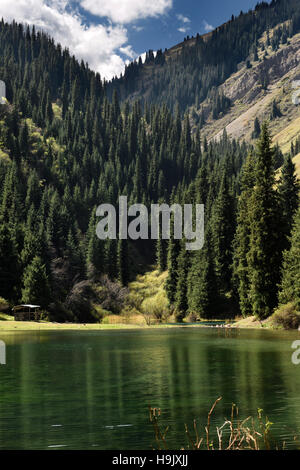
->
272 302 300 330
0 297 9 312
119 306 141 324
141 291 170 324
127 292 143 310
96 275 129 314
90 304 108 323
186 312 200 322
48 301 75 323
65 280 96 323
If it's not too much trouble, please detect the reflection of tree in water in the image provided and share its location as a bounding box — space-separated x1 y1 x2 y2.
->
0 329 300 449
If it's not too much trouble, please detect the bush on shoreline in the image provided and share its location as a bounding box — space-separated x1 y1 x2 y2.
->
272 302 300 330
0 297 9 312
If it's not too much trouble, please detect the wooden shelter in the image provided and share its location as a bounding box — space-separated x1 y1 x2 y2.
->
13 305 41 321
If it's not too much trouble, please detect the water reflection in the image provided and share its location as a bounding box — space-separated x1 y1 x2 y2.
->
0 328 299 449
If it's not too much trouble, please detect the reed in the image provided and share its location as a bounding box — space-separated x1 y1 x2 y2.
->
149 398 299 450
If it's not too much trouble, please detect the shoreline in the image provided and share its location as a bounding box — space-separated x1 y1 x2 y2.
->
0 320 176 332
0 316 298 332
0 319 221 332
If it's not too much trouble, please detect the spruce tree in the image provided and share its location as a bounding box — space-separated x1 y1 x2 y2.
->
175 242 189 321
210 173 235 293
252 118 261 139
156 234 167 272
22 256 50 308
233 152 256 317
86 210 104 278
270 100 281 120
0 225 21 302
117 239 129 286
247 123 281 319
188 229 217 319
103 238 117 279
278 206 300 309
165 233 180 305
278 153 299 250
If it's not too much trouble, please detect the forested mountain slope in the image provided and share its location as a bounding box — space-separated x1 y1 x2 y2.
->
0 20 249 321
0 2 299 324
108 0 300 181
189 24 300 170
108 0 300 113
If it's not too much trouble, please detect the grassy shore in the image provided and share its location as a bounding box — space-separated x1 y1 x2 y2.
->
0 313 215 332
0 317 185 331
0 320 144 331
229 316 272 329
0 313 297 332
0 317 271 332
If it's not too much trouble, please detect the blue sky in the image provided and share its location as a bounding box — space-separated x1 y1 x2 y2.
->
0 1 270 79
122 0 269 56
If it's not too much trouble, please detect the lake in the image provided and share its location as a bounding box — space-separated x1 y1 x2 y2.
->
0 327 299 450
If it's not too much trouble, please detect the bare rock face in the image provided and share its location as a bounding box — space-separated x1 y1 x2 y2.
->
221 36 300 107
202 32 300 145
222 69 259 103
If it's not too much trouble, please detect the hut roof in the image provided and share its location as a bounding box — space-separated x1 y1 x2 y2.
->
13 304 41 310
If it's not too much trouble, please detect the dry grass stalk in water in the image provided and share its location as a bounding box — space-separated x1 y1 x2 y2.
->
149 398 292 450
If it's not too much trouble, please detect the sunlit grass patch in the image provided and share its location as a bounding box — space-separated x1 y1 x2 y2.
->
273 116 300 155
293 152 300 178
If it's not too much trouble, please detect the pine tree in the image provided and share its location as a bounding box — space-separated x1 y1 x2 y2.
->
45 91 53 123
188 229 217 319
233 151 256 317
278 206 300 309
270 100 281 120
175 242 189 321
0 225 21 301
278 153 299 249
22 256 50 308
66 229 84 279
210 173 235 293
18 121 29 157
165 233 180 305
252 118 261 139
86 210 104 278
21 230 42 268
117 239 129 286
105 239 118 279
247 123 282 319
156 233 167 272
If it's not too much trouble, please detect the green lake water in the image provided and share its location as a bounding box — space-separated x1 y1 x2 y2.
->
0 327 300 450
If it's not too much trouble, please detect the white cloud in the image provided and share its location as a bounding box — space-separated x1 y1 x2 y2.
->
120 45 136 59
176 14 190 24
177 13 190 34
80 0 172 24
132 25 144 32
203 20 214 32
0 0 136 79
0 0 176 79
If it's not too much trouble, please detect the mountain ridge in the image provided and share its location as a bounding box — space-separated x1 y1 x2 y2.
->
108 1 300 176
